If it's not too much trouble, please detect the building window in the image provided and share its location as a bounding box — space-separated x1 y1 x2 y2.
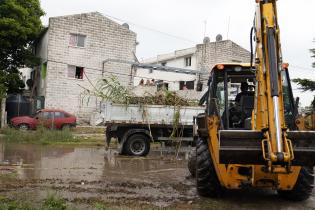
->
157 82 169 91
180 81 194 90
67 65 84 79
69 34 86 47
161 62 167 66
185 56 192 67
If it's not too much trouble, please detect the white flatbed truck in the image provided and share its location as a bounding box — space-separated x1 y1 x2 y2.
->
102 102 204 156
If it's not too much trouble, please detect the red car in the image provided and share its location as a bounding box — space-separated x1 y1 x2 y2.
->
10 109 76 130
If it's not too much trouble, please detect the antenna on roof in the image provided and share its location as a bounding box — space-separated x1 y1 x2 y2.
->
203 20 207 38
226 16 231 40
216 34 223 42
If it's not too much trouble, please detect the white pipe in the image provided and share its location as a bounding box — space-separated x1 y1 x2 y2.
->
272 96 282 152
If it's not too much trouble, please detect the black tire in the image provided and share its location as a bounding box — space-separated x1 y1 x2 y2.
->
188 147 196 177
196 138 224 197
62 124 72 130
18 123 29 131
124 133 150 156
277 166 314 201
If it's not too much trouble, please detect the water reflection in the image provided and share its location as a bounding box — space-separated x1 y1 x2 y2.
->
0 141 188 182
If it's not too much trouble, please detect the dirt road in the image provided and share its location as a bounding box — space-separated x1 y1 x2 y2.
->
0 142 314 209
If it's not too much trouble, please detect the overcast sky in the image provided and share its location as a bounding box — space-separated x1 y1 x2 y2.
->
40 0 315 107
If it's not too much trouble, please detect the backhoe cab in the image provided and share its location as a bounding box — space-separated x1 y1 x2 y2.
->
195 63 315 200
194 0 315 200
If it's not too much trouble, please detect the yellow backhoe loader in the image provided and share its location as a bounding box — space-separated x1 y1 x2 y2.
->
194 0 315 200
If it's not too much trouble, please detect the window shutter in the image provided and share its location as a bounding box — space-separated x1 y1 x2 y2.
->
77 35 86 47
67 65 75 78
69 34 77 46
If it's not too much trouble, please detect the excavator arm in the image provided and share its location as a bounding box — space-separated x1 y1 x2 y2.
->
195 0 314 200
219 0 315 169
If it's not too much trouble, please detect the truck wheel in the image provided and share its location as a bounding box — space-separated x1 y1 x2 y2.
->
125 134 150 156
188 147 196 177
277 166 314 201
196 138 224 197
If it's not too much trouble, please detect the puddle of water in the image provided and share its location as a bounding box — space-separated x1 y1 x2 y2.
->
0 141 189 182
0 141 314 209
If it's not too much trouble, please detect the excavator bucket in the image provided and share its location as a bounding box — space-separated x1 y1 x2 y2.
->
219 130 315 166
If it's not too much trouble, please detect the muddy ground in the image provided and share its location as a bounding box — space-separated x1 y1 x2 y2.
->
0 142 314 210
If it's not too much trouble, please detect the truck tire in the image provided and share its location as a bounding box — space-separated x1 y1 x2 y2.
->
277 166 314 201
188 147 196 177
196 138 224 197
125 133 150 156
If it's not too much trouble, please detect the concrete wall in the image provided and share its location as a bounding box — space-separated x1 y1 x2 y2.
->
38 12 137 123
36 30 49 61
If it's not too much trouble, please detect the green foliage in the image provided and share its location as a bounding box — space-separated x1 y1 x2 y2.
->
2 126 74 143
92 203 108 210
0 195 72 210
91 76 132 104
81 75 196 106
0 0 45 94
293 39 315 108
41 194 72 210
0 198 35 210
292 78 315 92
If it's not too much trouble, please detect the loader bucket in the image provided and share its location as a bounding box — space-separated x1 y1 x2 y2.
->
219 130 315 166
287 131 315 166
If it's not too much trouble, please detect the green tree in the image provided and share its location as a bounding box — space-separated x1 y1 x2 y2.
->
0 0 44 94
293 39 315 111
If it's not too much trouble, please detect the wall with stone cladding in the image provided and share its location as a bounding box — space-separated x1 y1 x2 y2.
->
196 40 250 85
231 42 251 63
42 12 136 123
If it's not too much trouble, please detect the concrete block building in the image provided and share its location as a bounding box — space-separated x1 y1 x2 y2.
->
136 36 250 91
35 12 137 123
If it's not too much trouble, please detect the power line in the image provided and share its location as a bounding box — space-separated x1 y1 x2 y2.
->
47 59 197 83
102 12 197 44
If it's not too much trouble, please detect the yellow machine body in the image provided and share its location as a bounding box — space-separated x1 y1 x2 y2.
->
195 0 315 200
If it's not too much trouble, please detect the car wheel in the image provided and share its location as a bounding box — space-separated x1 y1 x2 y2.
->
62 124 72 130
18 124 29 131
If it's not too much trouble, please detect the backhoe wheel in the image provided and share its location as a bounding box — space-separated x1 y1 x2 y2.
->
277 166 314 201
125 133 150 156
187 147 196 177
196 138 224 197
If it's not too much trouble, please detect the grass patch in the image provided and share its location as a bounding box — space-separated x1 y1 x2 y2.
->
92 203 108 210
0 127 105 146
1 127 74 144
41 194 72 210
0 170 18 181
0 194 73 210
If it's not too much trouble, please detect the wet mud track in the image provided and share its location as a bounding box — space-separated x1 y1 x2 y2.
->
0 142 314 209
